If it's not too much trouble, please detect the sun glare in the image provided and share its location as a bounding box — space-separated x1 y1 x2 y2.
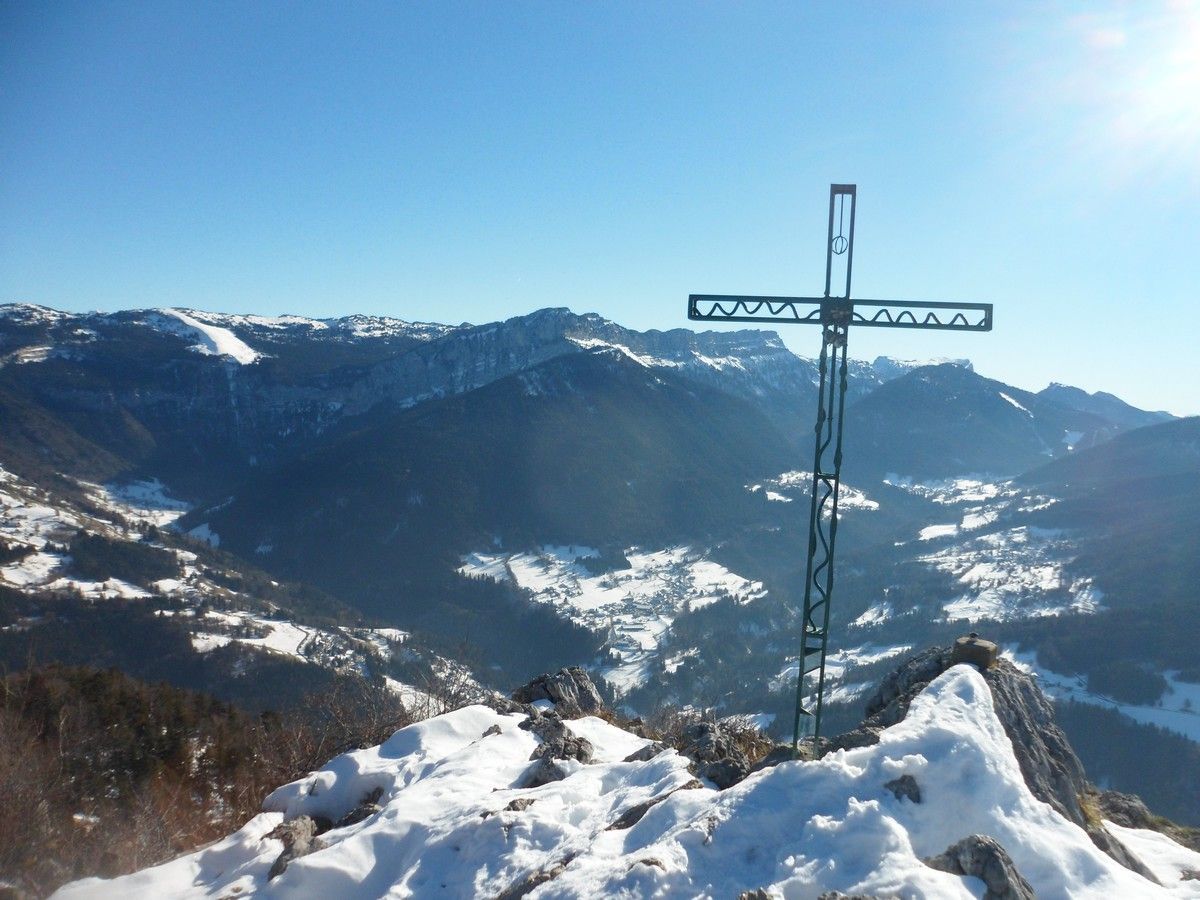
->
1061 1 1200 186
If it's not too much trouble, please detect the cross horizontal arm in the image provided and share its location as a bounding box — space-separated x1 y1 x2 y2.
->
688 295 993 332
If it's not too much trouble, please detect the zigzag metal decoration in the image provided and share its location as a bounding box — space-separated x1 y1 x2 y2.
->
688 295 993 331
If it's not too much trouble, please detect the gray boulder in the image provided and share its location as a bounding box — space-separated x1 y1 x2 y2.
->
520 708 595 765
924 834 1035 900
679 721 751 789
266 816 327 880
883 774 921 803
623 740 667 763
511 667 605 718
334 787 385 829
516 706 595 788
520 756 573 789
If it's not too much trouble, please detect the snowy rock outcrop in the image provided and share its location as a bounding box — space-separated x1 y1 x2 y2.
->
51 663 1200 899
511 666 605 718
518 707 596 789
828 644 1164 881
923 834 1036 900
677 720 752 790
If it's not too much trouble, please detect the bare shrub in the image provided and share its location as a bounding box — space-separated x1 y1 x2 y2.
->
0 707 70 894
643 706 776 766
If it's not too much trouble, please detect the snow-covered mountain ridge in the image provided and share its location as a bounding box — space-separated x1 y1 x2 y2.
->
0 303 901 493
54 656 1200 899
0 301 951 412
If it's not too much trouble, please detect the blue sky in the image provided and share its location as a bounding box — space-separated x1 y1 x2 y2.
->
2 1 1198 414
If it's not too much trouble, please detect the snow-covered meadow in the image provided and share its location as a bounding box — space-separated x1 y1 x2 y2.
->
884 476 1101 622
459 545 766 694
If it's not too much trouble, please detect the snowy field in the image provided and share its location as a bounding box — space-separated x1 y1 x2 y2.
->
922 525 1104 621
85 478 192 529
1006 650 1200 743
167 607 416 677
773 643 914 706
459 545 765 694
884 476 1101 623
749 469 880 510
0 466 154 599
157 308 263 365
54 665 1200 899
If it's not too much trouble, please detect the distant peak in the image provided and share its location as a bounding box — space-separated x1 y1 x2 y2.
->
0 302 75 325
871 356 973 381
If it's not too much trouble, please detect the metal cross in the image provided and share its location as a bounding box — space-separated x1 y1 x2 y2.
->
687 184 993 755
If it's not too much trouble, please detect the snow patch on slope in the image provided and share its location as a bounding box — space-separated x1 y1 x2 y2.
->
886 477 1094 623
924 526 1103 621
158 309 262 364
86 478 192 528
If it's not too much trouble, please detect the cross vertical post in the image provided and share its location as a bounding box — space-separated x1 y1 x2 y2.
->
687 184 992 757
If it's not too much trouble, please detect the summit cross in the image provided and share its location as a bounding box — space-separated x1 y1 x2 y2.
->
687 184 993 755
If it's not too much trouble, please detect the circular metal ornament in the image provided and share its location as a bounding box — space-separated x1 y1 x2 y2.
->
831 235 848 255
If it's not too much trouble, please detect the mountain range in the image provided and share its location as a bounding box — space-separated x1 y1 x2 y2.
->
1 300 1195 827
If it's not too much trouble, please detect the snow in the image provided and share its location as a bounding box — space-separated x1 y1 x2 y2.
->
383 676 440 716
0 302 72 325
56 666 1196 899
1 550 64 587
885 475 1010 505
1104 821 1200 889
769 470 880 510
159 309 262 364
191 633 233 652
0 343 53 366
774 643 912 696
459 545 765 694
924 526 1104 622
881 476 1099 623
190 610 317 661
999 391 1032 415
850 601 894 627
919 523 959 541
1005 651 1200 743
567 336 679 369
187 522 220 547
87 478 191 528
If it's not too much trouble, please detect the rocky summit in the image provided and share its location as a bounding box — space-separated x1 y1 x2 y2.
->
53 653 1200 899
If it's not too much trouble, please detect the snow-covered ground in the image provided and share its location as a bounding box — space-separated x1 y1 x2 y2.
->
459 545 765 695
0 463 446 685
922 525 1104 621
773 643 913 706
749 469 880 511
54 665 1200 899
0 466 157 599
1006 650 1200 743
86 478 192 528
164 606 416 676
885 476 1100 623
